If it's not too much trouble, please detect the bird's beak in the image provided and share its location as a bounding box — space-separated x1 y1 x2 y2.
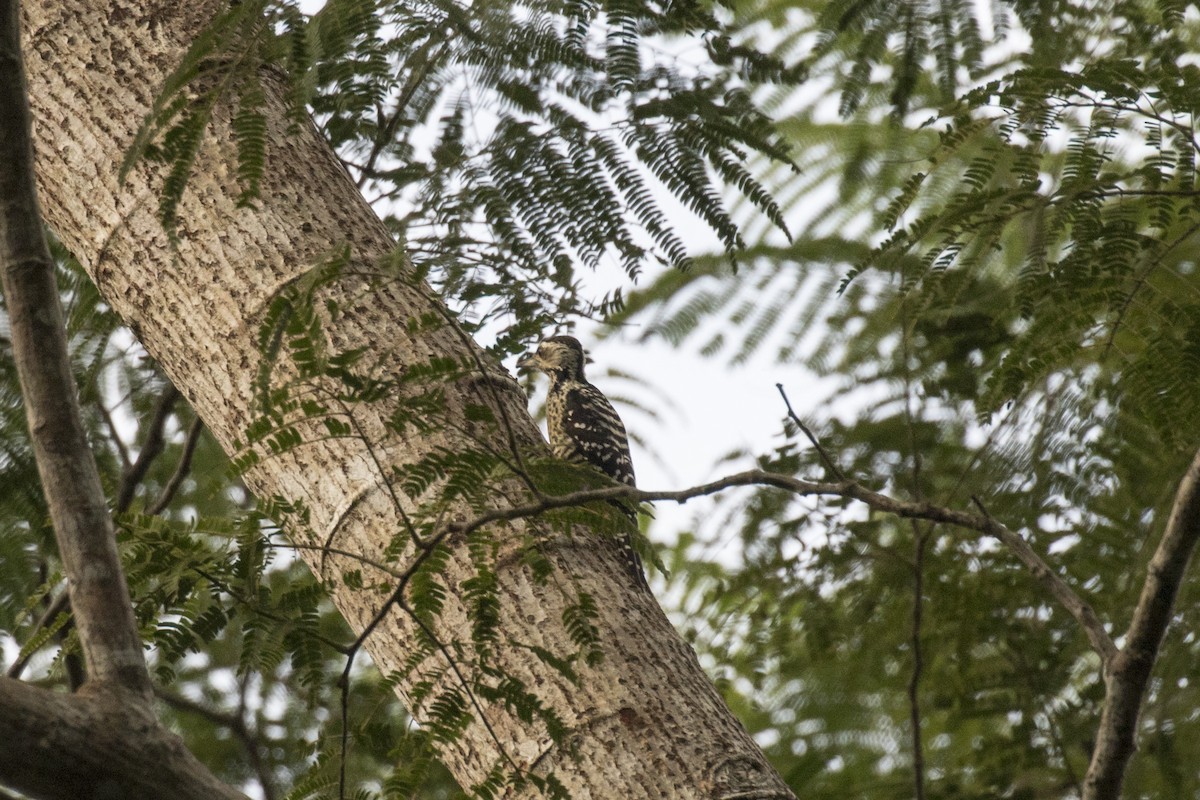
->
516 351 537 372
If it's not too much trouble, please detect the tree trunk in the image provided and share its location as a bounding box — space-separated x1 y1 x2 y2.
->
22 1 793 797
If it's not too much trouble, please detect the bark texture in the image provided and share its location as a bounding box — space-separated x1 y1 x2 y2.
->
0 0 148 696
22 1 793 796
0 678 247 800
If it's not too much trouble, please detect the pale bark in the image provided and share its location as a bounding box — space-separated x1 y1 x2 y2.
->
21 1 793 797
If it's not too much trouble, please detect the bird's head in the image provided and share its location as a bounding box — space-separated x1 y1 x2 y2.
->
517 335 586 381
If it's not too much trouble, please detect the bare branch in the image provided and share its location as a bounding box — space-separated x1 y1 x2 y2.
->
96 397 132 471
897 311 928 800
116 384 181 513
271 539 404 580
775 383 845 480
971 497 1117 666
1083 446 1200 800
325 464 1117 798
908 529 929 800
438 470 1117 665
145 414 204 515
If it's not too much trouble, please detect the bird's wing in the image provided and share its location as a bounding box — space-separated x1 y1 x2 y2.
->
561 383 636 486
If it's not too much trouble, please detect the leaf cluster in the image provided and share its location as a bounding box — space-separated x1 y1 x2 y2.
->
608 1 1200 797
123 0 800 357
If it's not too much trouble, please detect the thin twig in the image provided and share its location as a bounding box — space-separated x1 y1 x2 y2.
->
5 588 71 679
1103 219 1200 356
270 540 404 580
354 41 448 189
334 517 525 799
155 685 278 800
1037 687 1083 796
395 469 1117 665
335 537 440 800
430 294 542 496
146 415 204 515
776 383 846 480
331 466 1116 685
897 303 927 800
189 568 351 656
320 393 422 573
95 398 132 471
969 496 1117 667
908 528 928 800
116 385 181 513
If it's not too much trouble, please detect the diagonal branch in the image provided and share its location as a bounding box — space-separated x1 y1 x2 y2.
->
1082 445 1200 800
96 397 133 471
970 495 1118 667
146 414 204 515
116 384 181 513
776 383 845 480
0 0 147 694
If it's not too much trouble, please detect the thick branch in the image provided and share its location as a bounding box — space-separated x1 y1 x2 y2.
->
1082 446 1200 800
0 677 248 800
0 0 147 693
449 469 1118 665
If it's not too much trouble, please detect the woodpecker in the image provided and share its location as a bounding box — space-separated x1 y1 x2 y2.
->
517 335 647 588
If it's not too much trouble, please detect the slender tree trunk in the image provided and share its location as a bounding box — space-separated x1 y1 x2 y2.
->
1 2 245 796
22 1 793 796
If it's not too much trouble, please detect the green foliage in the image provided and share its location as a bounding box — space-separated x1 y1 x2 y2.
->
561 591 603 667
227 225 667 796
108 11 806 788
0 247 471 797
28 0 1200 797
605 1 1200 797
122 1 294 236
123 0 797 356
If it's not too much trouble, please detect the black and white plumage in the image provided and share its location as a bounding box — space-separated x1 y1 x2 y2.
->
517 335 647 588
